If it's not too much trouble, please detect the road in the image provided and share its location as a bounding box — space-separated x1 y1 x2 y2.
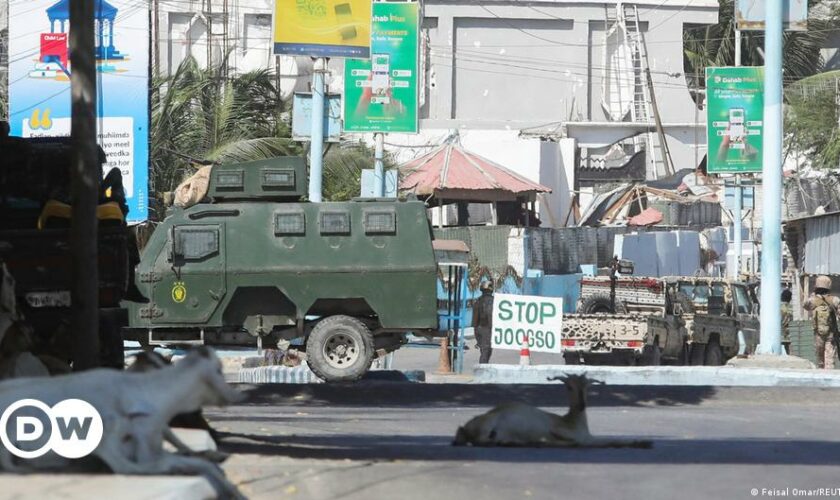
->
210 382 840 500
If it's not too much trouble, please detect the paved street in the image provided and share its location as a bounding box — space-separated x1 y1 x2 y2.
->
211 383 840 500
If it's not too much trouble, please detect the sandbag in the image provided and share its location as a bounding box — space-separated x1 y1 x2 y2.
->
174 166 212 208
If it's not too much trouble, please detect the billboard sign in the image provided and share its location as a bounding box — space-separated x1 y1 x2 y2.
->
490 293 563 354
736 0 808 31
344 1 418 133
8 0 150 223
273 0 372 58
705 67 765 175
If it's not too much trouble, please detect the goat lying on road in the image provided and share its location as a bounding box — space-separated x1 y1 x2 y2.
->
0 346 245 498
453 374 652 448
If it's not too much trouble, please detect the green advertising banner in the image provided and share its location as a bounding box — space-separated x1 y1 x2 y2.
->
344 2 418 133
706 67 765 174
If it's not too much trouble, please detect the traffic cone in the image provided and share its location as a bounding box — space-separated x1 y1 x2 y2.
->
519 334 531 366
436 336 452 374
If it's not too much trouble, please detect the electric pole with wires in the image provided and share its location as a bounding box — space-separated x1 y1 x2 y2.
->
69 0 100 369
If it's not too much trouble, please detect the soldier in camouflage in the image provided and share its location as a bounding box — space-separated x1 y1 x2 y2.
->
473 280 495 364
781 289 793 355
803 275 840 369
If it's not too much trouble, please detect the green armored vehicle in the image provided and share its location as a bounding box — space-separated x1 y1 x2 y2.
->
125 157 440 381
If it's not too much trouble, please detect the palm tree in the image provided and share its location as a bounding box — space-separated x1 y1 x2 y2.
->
683 0 833 95
150 56 297 196
150 56 387 209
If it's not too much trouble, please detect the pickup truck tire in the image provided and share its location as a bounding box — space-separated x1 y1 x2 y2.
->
689 343 706 366
307 315 374 382
579 294 627 314
641 344 661 366
704 338 724 366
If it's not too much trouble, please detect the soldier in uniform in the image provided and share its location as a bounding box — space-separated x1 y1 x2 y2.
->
473 280 495 364
803 275 840 369
781 289 793 355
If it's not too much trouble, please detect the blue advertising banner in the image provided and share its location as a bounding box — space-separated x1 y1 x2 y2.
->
8 0 150 222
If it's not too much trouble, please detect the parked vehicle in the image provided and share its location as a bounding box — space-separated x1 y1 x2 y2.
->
124 157 441 381
564 276 759 366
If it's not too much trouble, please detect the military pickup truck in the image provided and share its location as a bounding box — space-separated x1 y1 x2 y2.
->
563 276 759 365
659 277 760 365
124 157 441 382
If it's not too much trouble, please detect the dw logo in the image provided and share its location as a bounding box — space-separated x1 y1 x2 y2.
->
0 399 103 459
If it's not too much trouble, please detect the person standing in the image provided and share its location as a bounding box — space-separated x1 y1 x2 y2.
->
781 289 793 355
803 275 840 369
473 280 495 364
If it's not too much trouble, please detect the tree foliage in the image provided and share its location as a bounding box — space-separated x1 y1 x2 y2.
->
683 0 832 92
150 56 387 212
785 71 840 170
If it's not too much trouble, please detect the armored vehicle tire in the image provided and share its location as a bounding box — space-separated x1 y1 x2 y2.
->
641 344 661 366
704 338 723 366
579 294 628 314
307 315 375 382
689 343 706 366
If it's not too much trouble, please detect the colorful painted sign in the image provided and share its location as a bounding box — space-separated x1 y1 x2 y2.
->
8 0 150 222
344 1 418 133
491 293 564 354
705 67 765 175
273 0 372 58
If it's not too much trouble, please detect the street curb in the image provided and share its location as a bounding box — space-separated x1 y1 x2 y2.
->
238 362 323 384
472 364 840 387
238 364 427 384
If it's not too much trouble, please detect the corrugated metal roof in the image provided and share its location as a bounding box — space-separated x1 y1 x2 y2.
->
399 142 551 202
799 211 840 275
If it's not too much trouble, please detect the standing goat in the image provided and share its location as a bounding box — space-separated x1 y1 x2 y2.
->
453 374 652 448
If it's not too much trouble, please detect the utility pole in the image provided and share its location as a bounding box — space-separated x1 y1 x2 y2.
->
374 132 385 197
757 0 784 355
69 0 100 369
732 21 743 279
153 0 160 78
308 58 326 202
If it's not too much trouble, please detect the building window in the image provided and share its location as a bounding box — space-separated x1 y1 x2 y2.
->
320 211 350 235
274 211 306 235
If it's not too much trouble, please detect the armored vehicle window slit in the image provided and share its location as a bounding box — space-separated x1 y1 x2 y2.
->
173 226 219 261
363 209 396 235
274 211 306 236
215 170 244 191
262 168 296 190
320 211 350 235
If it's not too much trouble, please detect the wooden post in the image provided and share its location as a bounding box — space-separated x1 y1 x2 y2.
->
70 0 101 369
